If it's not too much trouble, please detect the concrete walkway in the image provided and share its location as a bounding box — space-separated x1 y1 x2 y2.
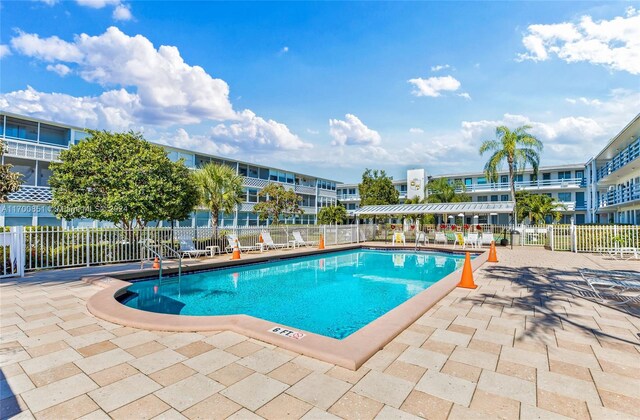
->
1 246 638 419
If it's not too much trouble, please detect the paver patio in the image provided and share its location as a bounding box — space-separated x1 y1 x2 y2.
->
1 246 638 419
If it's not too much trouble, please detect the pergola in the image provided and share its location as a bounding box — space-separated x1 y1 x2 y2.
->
354 202 515 217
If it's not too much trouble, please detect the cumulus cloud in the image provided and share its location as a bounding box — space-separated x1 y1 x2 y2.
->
458 92 471 100
46 63 72 76
409 128 424 134
408 75 461 97
211 110 312 151
518 7 640 74
0 45 10 59
430 64 450 72
329 114 381 146
112 4 133 21
565 97 602 106
76 0 121 8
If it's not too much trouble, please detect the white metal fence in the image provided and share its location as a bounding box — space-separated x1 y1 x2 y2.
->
1 227 25 278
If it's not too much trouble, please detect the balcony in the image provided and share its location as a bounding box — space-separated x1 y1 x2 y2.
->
337 194 360 201
2 138 66 162
596 137 639 181
598 183 640 208
450 178 586 193
7 186 53 203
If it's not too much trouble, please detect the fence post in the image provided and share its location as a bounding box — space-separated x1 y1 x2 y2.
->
548 226 554 251
356 221 360 243
323 225 327 245
85 228 90 267
571 224 577 253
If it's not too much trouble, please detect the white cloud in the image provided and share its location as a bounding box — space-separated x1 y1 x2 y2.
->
112 4 133 21
211 110 312 151
306 128 319 135
457 92 471 100
10 27 235 125
155 128 239 156
76 0 121 8
329 114 381 146
565 96 602 106
430 64 450 72
0 44 10 59
37 0 59 5
409 128 424 134
408 75 461 97
518 8 640 74
280 46 289 54
46 63 72 76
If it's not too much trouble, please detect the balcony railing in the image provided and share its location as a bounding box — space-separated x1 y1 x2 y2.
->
596 137 640 181
451 178 586 193
337 194 360 200
7 185 54 203
2 138 66 162
599 183 640 208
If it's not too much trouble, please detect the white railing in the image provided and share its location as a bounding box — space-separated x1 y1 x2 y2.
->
445 178 586 194
1 227 25 278
597 137 639 181
2 138 66 162
599 183 640 208
7 185 54 203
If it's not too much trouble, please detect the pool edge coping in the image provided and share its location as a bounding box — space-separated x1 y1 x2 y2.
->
85 245 489 370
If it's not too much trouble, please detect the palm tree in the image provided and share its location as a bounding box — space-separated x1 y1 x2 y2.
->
194 162 244 229
479 125 543 223
516 192 565 224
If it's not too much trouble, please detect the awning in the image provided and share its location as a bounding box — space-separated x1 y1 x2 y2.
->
354 202 515 216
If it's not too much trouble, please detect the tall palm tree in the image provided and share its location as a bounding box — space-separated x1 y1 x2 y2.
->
479 125 543 222
194 162 244 229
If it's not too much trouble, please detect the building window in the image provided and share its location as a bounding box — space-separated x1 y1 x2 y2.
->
39 124 70 146
490 195 498 202
477 196 488 202
514 174 523 182
542 173 551 180
477 177 487 185
500 175 508 183
558 192 571 202
5 117 38 141
558 171 571 180
501 195 509 201
575 170 584 179
464 178 472 186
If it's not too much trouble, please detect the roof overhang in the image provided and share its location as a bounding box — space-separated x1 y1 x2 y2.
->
354 202 515 216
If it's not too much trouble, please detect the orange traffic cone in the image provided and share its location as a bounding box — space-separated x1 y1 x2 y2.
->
231 239 241 260
258 233 263 243
488 241 498 263
318 234 325 250
152 257 160 269
457 252 477 289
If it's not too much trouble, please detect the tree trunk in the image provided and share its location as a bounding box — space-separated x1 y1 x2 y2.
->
509 159 517 225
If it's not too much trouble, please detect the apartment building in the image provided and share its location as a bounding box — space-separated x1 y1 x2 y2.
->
585 114 640 224
0 112 338 227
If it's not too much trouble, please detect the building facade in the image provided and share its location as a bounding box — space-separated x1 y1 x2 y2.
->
585 114 640 224
2 112 638 227
338 164 587 225
0 112 338 227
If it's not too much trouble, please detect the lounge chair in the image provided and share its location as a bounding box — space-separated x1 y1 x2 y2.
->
434 232 447 245
579 268 640 305
260 231 288 250
453 233 468 249
392 232 405 246
480 232 495 246
226 235 259 253
466 233 479 249
416 231 429 246
292 231 317 247
179 239 208 259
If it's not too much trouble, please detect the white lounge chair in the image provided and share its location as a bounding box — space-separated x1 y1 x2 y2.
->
579 268 640 305
416 231 429 246
480 232 495 246
226 235 259 253
292 231 317 247
434 232 447 245
466 233 479 249
179 239 208 259
392 232 405 246
260 231 287 250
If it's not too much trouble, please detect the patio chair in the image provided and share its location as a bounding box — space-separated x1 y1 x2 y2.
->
226 235 259 253
260 231 288 250
453 233 468 249
434 232 447 245
579 268 640 305
467 233 479 249
292 231 318 247
480 232 495 246
179 239 208 259
416 231 429 246
392 232 405 246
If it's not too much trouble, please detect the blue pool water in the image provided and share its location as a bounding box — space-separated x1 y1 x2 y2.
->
121 249 468 339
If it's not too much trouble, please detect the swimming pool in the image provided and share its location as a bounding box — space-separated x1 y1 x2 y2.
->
120 248 467 339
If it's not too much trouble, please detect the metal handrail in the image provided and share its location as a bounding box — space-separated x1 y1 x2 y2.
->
158 244 183 279
140 243 164 280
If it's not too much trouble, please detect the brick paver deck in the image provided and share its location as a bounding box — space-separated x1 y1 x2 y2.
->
1 247 638 419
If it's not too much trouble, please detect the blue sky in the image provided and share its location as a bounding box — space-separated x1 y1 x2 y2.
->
1 1 638 181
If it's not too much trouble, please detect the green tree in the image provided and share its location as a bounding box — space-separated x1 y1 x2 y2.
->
479 125 543 217
253 183 303 224
194 162 244 229
515 191 565 224
0 139 22 203
425 178 470 203
318 205 348 225
358 169 399 206
49 130 199 229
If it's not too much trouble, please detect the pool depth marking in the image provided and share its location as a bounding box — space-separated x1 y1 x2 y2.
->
269 326 306 340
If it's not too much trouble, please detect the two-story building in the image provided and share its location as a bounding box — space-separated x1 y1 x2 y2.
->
0 112 338 227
